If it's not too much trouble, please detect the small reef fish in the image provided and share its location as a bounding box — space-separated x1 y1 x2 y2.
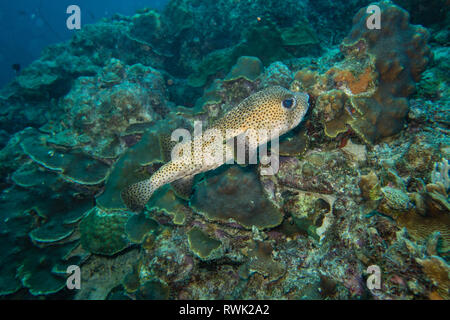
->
121 86 309 211
12 63 21 74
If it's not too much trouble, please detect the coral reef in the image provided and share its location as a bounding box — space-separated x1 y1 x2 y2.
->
297 2 433 144
190 166 283 230
61 60 169 158
0 0 448 301
224 56 263 83
187 17 320 88
187 227 222 260
79 208 130 256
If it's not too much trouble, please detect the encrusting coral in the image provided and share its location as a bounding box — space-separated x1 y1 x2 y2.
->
191 166 284 230
61 60 170 159
224 56 264 83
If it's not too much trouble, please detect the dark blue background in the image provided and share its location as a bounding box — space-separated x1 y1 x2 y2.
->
0 0 168 88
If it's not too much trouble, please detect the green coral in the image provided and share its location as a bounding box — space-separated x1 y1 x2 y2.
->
128 9 162 45
125 213 159 244
10 236 81 296
80 208 130 256
47 130 79 148
188 18 318 88
224 56 263 82
17 241 81 296
11 162 59 188
190 166 283 230
136 280 170 300
96 117 188 212
187 227 222 260
163 0 194 37
148 186 188 225
194 80 223 110
29 223 74 244
281 21 319 46
187 47 237 88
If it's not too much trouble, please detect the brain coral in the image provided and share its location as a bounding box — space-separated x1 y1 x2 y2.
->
80 208 130 256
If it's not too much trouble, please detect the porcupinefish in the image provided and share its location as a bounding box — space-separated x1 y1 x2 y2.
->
121 86 309 211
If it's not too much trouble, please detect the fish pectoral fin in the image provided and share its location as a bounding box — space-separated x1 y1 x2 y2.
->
121 179 154 212
171 174 195 200
159 133 179 162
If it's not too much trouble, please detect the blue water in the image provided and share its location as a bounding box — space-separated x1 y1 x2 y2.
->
0 0 168 88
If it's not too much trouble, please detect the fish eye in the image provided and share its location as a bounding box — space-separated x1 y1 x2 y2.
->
282 97 296 109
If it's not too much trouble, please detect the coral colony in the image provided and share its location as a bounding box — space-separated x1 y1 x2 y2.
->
0 0 448 300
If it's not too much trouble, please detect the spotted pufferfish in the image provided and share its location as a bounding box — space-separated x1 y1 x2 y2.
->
121 86 309 211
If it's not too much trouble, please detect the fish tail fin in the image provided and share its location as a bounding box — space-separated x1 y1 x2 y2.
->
121 179 154 212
